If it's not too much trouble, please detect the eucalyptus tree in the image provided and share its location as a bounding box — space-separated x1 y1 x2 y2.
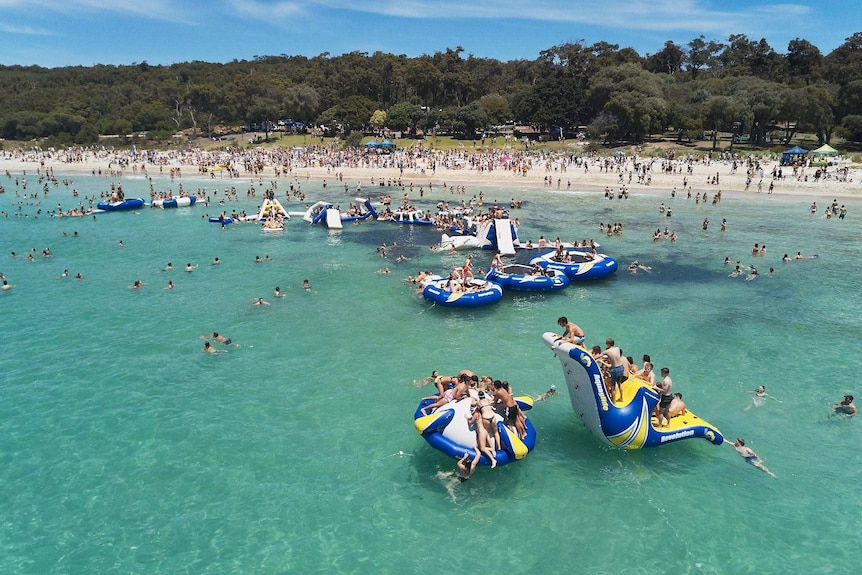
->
645 41 685 75
786 38 824 85
587 63 669 140
824 32 862 84
685 36 724 79
385 102 419 134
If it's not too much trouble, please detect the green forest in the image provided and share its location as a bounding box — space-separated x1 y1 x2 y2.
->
2 32 862 149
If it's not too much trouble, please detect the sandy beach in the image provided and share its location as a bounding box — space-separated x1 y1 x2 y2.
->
2 146 860 205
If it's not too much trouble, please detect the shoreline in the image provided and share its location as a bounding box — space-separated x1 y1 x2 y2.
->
2 149 861 205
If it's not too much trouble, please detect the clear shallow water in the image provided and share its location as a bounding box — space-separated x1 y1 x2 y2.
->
1 170 861 574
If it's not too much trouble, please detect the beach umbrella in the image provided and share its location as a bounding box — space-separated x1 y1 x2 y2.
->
365 140 379 147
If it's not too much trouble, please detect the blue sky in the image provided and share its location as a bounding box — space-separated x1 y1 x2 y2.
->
1 0 859 68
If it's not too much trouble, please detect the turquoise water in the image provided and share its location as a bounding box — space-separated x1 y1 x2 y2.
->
1 169 861 574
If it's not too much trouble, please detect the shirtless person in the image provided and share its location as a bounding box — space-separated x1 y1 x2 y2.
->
832 395 857 417
635 361 656 386
601 338 626 403
668 393 687 418
556 316 585 346
493 380 526 439
655 367 674 427
733 438 776 478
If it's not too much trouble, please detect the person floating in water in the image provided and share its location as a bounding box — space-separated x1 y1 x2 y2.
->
732 438 776 478
202 341 220 354
832 395 857 417
436 451 479 501
535 385 557 401
745 385 780 410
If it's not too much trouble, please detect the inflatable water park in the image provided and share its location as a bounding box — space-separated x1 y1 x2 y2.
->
421 275 503 308
414 382 537 466
152 195 196 209
97 197 145 211
541 332 724 449
485 264 570 292
209 195 289 228
292 198 377 229
378 208 434 225
439 218 520 254
530 248 618 280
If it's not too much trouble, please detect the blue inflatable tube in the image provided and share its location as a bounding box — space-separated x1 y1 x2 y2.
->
155 196 196 208
541 332 724 449
529 249 618 280
486 264 570 292
421 276 503 308
96 198 145 211
208 216 235 225
413 397 537 466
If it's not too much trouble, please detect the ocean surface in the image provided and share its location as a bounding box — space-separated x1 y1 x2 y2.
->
1 167 861 574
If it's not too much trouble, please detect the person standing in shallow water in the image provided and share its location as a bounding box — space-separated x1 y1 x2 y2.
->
832 395 857 417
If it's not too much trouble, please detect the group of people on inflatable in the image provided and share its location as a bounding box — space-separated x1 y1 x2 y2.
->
420 370 528 467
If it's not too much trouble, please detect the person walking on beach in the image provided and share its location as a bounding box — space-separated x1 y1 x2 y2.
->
732 438 776 478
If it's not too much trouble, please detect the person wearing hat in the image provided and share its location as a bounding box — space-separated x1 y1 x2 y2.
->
832 395 857 417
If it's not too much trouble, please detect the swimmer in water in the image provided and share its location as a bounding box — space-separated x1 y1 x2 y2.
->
732 438 776 478
745 385 780 410
831 395 857 417
436 451 479 501
412 370 439 387
534 385 557 401
745 266 758 281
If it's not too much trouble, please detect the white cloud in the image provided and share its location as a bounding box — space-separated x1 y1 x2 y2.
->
305 0 811 35
223 0 304 20
0 22 54 35
0 0 198 24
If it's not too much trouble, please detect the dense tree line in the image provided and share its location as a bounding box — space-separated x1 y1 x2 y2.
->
2 33 862 147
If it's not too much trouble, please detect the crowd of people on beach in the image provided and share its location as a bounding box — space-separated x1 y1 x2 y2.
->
3 146 858 494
